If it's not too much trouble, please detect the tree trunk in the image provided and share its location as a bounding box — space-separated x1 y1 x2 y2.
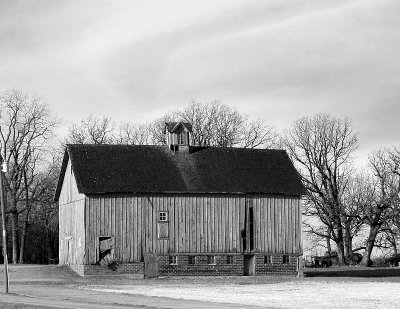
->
334 217 346 265
326 236 331 255
344 221 353 264
9 209 19 264
326 227 332 254
19 220 28 264
361 225 380 266
336 240 345 265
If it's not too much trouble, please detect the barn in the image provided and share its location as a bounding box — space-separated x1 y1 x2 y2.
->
54 122 305 277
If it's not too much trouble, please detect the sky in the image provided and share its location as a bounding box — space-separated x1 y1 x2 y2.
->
1 0 399 165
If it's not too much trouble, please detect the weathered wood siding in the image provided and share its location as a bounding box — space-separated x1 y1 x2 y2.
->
84 194 302 264
59 159 85 264
247 194 302 254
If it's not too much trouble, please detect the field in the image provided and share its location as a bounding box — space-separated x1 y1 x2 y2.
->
0 265 400 308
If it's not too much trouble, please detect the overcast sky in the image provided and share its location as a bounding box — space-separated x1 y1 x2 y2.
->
1 0 399 164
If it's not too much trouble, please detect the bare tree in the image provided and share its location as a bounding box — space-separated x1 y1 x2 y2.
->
283 113 358 265
353 149 400 266
0 89 59 263
66 101 277 149
158 100 278 148
18 150 60 263
67 115 115 144
178 100 217 147
114 122 152 145
240 118 278 149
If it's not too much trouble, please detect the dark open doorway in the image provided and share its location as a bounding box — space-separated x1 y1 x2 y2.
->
243 255 255 276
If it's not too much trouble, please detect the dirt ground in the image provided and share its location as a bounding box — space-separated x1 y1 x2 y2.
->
1 265 400 308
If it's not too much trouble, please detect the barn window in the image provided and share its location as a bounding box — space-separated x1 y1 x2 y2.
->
226 255 234 264
169 255 178 265
188 256 196 265
207 255 216 265
264 255 272 264
159 211 168 221
158 211 169 238
283 255 290 264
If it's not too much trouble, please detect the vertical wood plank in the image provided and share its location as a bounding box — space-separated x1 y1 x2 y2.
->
215 196 220 252
137 196 142 261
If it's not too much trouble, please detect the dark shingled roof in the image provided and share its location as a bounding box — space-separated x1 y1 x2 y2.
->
164 122 193 133
54 144 305 201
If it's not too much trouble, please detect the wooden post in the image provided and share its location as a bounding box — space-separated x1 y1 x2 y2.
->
297 256 304 278
0 158 9 293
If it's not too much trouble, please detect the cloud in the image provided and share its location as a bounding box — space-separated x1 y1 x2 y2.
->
0 0 399 164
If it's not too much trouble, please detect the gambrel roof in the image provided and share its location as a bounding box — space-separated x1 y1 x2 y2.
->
54 144 305 201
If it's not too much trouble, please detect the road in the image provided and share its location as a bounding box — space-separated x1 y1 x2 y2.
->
0 265 264 308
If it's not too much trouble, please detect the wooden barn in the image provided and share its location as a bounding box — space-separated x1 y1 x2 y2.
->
54 122 305 276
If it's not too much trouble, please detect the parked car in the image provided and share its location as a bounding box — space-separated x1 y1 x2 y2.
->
349 252 363 264
386 253 400 267
313 251 339 267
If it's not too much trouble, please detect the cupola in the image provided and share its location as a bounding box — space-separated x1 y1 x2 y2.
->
164 122 192 153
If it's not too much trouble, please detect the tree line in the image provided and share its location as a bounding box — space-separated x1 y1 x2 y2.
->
0 89 399 266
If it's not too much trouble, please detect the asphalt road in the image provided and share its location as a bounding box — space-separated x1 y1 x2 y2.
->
0 265 265 308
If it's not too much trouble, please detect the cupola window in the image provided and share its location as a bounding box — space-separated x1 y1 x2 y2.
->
178 132 185 145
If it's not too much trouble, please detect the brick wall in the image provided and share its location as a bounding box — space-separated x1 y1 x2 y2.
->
158 254 244 276
255 254 298 276
68 254 299 277
69 263 144 277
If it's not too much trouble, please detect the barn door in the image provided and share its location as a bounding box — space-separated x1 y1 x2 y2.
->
144 253 158 278
243 197 254 253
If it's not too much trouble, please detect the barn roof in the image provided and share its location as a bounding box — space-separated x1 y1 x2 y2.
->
54 144 305 201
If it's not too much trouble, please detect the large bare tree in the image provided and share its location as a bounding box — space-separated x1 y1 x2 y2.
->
283 113 358 264
352 149 400 266
0 89 59 263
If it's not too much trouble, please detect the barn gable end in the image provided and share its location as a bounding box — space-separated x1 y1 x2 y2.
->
58 154 86 266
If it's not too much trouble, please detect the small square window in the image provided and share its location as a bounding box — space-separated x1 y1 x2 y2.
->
159 211 168 222
226 255 234 264
207 255 216 265
283 255 290 264
188 256 196 265
169 255 178 265
264 255 272 264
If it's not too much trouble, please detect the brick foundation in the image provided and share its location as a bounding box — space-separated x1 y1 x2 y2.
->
158 254 244 276
255 254 298 276
69 263 144 277
68 254 299 277
158 253 299 276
